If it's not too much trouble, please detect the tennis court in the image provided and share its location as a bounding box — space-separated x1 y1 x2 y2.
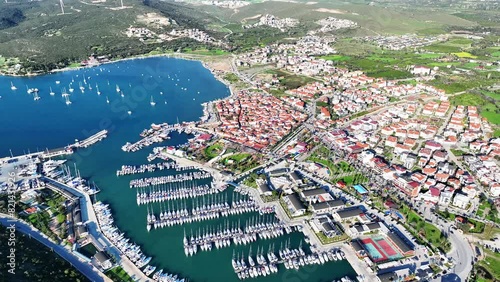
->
360 236 403 263
375 237 399 258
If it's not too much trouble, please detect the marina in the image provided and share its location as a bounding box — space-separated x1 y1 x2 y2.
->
0 57 357 282
136 182 224 205
94 202 186 282
129 171 213 188
116 161 197 176
147 192 258 230
182 216 295 256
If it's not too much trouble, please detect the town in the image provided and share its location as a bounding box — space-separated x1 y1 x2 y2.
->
0 2 499 282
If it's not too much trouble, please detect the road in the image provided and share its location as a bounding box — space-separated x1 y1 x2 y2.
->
42 177 152 282
0 214 109 282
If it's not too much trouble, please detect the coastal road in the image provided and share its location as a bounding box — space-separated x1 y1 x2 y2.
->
42 177 152 282
0 214 109 282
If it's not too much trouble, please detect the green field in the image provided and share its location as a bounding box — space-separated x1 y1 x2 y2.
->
266 69 319 90
204 142 224 159
449 93 500 125
478 248 500 281
320 55 352 62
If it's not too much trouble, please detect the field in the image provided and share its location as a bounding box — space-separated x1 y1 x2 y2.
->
219 153 261 173
453 52 478 59
266 69 319 90
203 142 224 159
478 247 500 282
450 93 500 125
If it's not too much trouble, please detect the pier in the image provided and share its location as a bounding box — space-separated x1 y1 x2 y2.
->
0 130 108 163
129 171 212 188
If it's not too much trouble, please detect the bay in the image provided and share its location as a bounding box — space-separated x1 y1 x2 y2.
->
0 57 357 282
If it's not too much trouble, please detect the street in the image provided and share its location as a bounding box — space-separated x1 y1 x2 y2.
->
0 214 108 282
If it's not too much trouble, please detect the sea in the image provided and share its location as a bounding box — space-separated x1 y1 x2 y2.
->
0 57 357 282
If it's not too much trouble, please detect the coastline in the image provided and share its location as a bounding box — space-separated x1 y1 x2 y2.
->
1 51 232 77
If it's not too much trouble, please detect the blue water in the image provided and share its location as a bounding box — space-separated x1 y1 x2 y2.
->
0 57 230 156
0 57 358 282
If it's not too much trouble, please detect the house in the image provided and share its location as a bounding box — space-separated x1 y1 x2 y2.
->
452 193 470 209
311 199 345 214
422 187 441 204
76 225 89 238
334 206 369 223
94 251 112 270
258 182 273 196
283 193 306 217
300 188 331 204
439 188 454 206
20 190 39 205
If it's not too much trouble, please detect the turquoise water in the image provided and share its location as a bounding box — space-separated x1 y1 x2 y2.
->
0 57 357 282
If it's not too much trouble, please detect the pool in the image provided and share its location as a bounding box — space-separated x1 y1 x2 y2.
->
353 184 368 194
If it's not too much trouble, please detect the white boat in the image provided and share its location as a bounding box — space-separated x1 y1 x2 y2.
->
49 87 55 96
127 111 132 115
65 95 72 105
96 84 101 95
10 82 16 90
116 84 120 92
106 96 110 104
26 85 32 94
121 91 124 98
55 80 60 84
33 92 41 101
150 96 156 106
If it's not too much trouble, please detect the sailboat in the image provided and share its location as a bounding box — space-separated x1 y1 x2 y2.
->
150 96 156 106
55 80 60 84
61 88 69 97
79 82 85 92
106 96 110 104
120 91 124 98
116 84 120 92
33 92 41 101
96 84 101 95
10 82 16 90
65 95 72 105
69 83 74 93
26 85 33 94
49 87 55 96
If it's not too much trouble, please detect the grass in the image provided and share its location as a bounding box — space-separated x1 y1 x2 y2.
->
449 93 500 125
478 247 500 281
453 52 478 59
106 266 134 282
315 232 349 245
203 142 223 159
266 69 319 90
450 149 466 156
223 73 240 83
401 204 450 252
319 55 351 62
219 153 261 173
242 172 260 188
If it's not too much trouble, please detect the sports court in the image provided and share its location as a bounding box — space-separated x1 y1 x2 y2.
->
359 236 403 263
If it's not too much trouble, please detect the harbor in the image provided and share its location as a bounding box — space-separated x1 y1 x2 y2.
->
0 57 358 282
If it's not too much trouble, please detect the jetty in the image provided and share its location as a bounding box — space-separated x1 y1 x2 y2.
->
0 130 108 162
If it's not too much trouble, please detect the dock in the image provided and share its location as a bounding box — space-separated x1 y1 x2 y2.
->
0 130 108 163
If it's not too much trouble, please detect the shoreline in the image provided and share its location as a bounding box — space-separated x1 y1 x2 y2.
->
0 52 232 78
